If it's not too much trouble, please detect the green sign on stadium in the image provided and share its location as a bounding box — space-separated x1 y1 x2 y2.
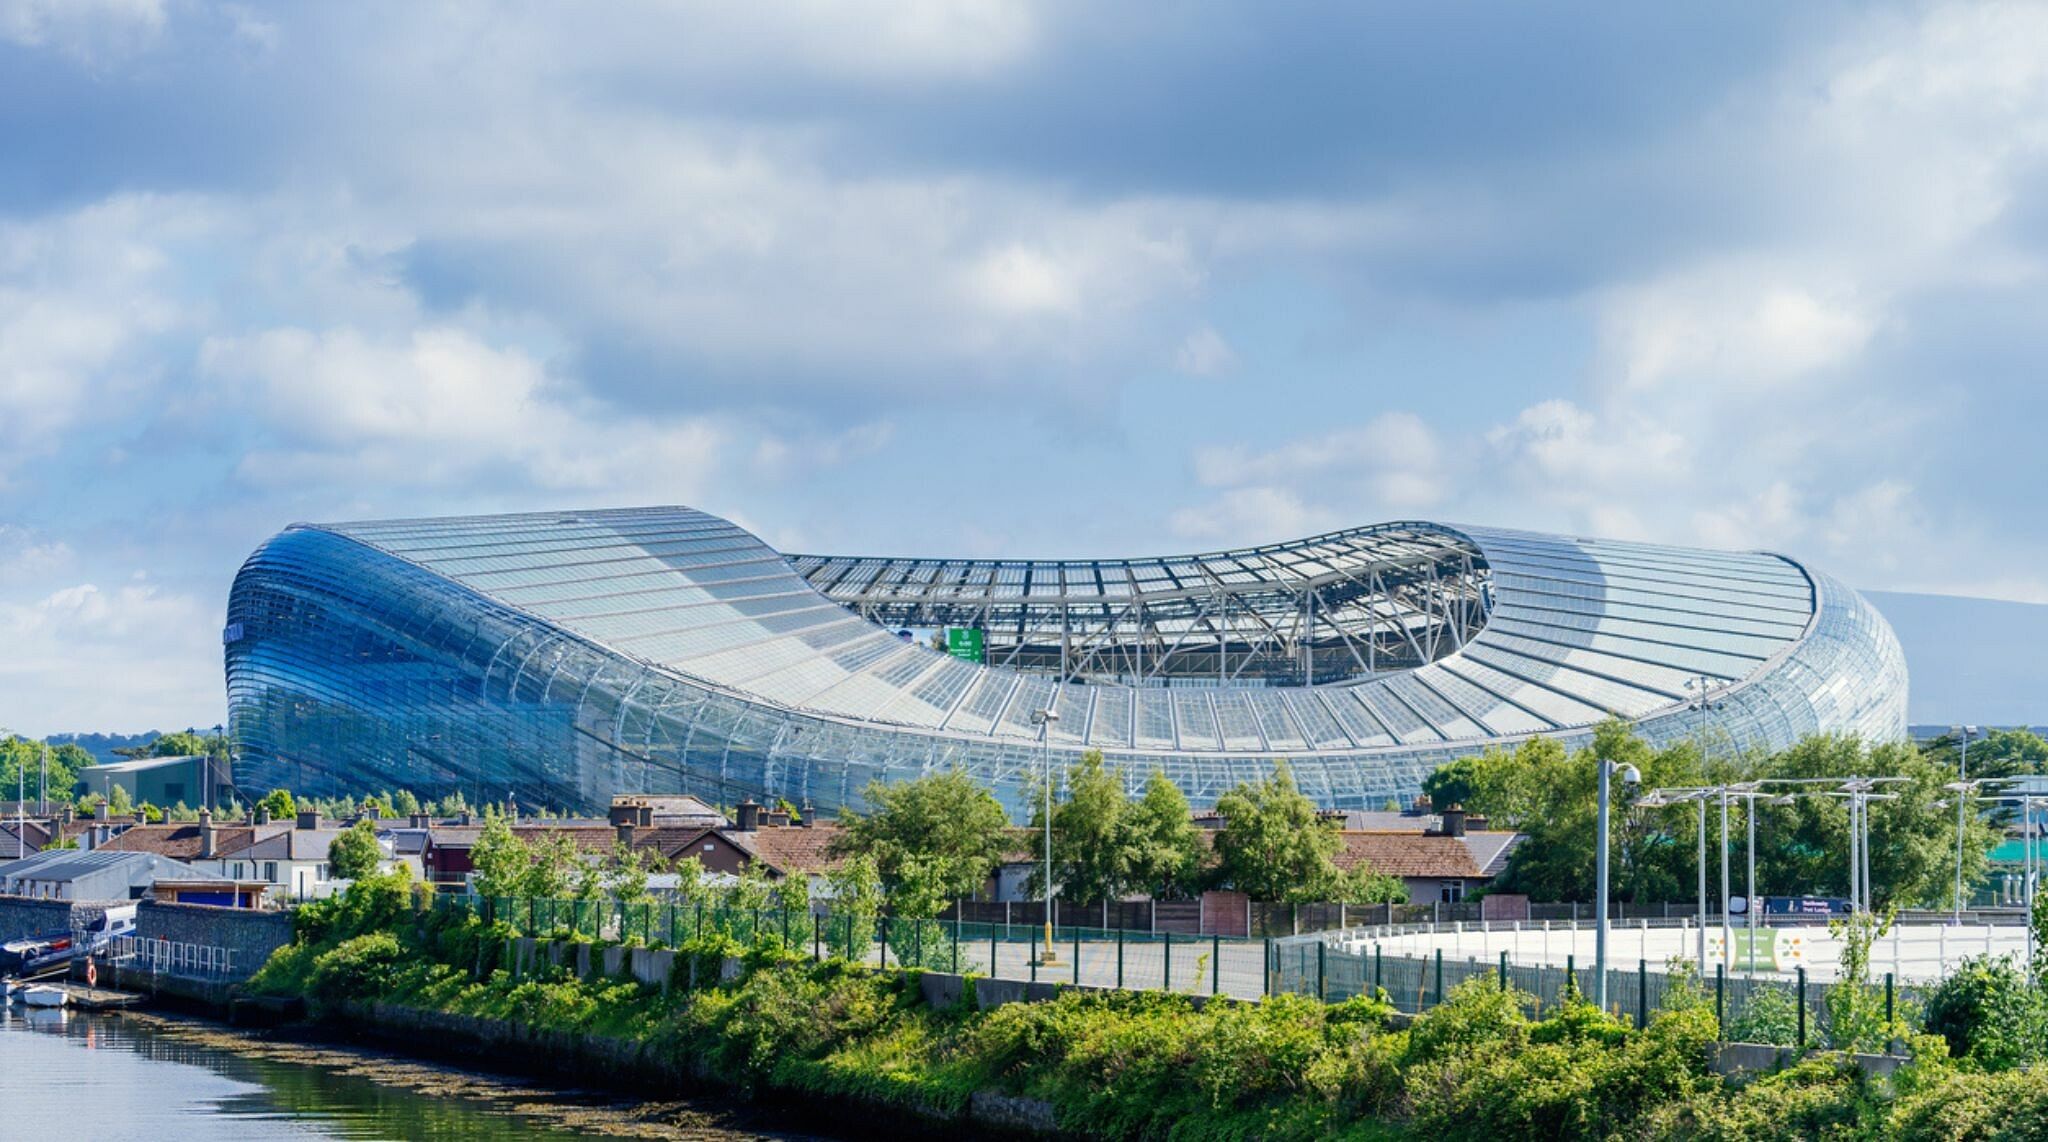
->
945 627 985 663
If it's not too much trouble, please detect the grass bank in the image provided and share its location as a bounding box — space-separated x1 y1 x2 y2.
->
242 874 2048 1140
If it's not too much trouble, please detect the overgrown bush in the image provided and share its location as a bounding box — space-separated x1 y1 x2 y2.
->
307 932 405 1010
1919 954 2048 1069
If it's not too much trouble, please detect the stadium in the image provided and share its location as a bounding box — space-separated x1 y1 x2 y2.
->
223 507 1907 817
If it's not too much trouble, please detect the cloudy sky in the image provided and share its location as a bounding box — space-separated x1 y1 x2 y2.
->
4 1 2048 734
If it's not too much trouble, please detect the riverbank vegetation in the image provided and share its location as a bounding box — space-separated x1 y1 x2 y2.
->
243 869 2048 1140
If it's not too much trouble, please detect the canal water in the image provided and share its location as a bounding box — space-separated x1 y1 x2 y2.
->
0 1004 828 1140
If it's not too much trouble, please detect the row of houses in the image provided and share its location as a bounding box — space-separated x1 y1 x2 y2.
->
0 794 1522 910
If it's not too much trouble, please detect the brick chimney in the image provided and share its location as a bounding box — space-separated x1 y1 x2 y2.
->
616 820 636 847
798 801 814 828
255 803 271 825
735 799 761 831
1441 804 1467 838
296 809 319 831
199 808 216 859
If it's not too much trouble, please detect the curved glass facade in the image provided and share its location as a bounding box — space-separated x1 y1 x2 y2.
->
224 507 1908 816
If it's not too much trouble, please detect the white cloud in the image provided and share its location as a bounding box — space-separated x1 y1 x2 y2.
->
0 0 164 61
0 195 202 482
0 566 218 735
1170 486 1326 545
1173 327 1237 377
1175 412 1447 543
199 325 730 500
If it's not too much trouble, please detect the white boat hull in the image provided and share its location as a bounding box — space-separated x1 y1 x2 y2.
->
21 986 66 1008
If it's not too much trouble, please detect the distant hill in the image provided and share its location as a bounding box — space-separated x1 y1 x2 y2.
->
44 731 161 763
1864 590 2048 726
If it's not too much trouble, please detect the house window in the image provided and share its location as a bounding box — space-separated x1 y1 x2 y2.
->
1440 880 1465 904
264 862 278 882
233 862 245 879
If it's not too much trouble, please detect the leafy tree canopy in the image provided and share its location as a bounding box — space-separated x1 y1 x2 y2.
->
327 819 384 880
836 769 1010 901
1210 761 1342 902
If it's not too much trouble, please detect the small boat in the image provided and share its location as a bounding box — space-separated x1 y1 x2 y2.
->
21 985 67 1008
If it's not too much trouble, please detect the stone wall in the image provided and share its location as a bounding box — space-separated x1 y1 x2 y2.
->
0 894 85 942
135 900 295 980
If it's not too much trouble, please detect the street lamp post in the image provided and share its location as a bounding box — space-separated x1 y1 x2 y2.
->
1594 758 1640 1012
1031 708 1060 964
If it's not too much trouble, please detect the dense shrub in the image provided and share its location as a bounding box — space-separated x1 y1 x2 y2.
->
1886 1067 2048 1140
1919 954 2048 1068
307 932 405 1009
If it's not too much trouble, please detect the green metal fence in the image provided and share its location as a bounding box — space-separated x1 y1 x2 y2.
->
451 894 1276 999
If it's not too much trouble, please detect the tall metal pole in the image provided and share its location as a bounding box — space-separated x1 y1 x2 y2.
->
1848 792 1861 912
1033 708 1060 962
38 740 48 817
1861 792 1875 913
1719 787 1732 973
1595 760 1635 1009
1696 795 1707 974
1745 791 1758 979
1596 759 1612 1010
1956 727 1974 922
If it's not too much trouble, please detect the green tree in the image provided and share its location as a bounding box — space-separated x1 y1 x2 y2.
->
1027 750 1131 905
1751 734 1985 909
836 769 1010 901
326 819 383 880
603 843 659 903
391 789 421 817
827 852 883 954
1211 761 1341 902
107 782 134 817
0 737 84 807
139 801 164 823
1339 862 1409 904
259 788 296 821
145 730 218 758
466 814 528 898
1420 756 1481 812
1123 770 1201 898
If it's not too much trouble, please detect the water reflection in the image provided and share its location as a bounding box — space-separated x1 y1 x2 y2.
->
0 1006 816 1141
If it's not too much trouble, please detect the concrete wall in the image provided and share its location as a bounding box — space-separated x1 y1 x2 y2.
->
135 900 295 980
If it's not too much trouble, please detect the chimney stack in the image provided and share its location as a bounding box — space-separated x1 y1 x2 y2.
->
1442 804 1467 838
199 809 216 859
799 802 814 828
411 813 430 829
255 803 271 825
296 809 319 831
735 799 761 832
616 821 636 847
